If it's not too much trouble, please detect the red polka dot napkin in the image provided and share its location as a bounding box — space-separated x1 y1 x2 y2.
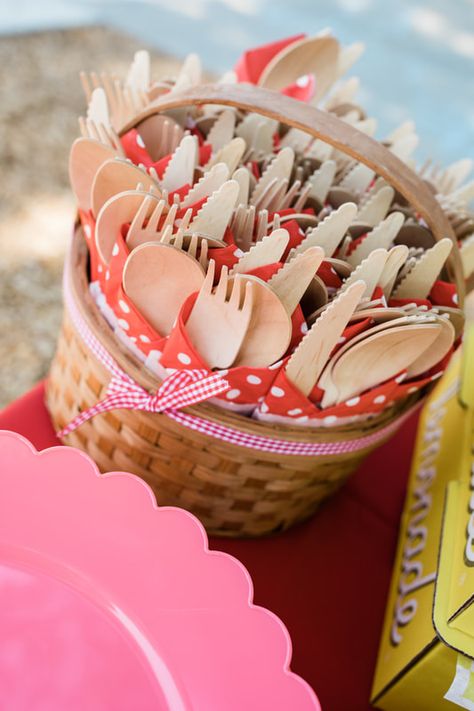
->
159 292 283 408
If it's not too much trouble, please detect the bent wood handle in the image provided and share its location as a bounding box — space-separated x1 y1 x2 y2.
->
122 83 464 301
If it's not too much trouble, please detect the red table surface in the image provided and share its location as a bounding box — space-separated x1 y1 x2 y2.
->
0 382 418 711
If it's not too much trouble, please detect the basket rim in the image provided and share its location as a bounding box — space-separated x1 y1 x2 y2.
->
122 83 464 300
68 224 421 445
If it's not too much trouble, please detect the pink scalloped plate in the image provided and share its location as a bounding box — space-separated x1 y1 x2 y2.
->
0 430 320 710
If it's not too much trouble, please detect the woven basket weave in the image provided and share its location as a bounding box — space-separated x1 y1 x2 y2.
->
46 85 464 537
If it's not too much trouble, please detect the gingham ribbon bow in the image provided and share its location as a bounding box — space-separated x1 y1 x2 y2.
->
58 368 230 438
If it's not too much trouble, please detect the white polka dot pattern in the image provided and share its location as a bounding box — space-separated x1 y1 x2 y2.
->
177 352 192 365
270 386 285 398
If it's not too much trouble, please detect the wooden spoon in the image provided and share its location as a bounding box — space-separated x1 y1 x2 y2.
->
91 158 160 217
69 138 117 212
95 189 161 264
303 277 329 321
348 306 407 322
321 323 442 406
394 222 435 250
231 275 292 367
317 313 435 394
276 212 319 230
123 242 205 336
432 306 464 339
405 315 455 378
325 257 353 279
258 35 340 102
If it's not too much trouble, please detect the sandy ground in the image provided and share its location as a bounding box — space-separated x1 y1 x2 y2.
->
0 27 183 407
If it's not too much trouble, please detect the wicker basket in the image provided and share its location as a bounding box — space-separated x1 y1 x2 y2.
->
46 85 464 537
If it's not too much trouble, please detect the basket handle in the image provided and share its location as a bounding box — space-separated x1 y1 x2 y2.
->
122 83 464 301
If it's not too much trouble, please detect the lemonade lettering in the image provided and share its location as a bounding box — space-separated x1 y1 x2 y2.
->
390 385 455 645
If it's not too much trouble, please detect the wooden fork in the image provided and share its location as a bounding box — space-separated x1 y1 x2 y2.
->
232 204 256 250
126 195 207 261
160 225 209 269
78 117 125 157
135 115 185 162
185 262 254 369
80 71 148 130
125 194 170 249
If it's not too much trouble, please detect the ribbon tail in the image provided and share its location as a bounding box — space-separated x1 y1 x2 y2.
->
57 393 129 438
157 376 230 411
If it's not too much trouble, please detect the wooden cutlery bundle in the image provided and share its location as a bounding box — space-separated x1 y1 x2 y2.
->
46 33 470 535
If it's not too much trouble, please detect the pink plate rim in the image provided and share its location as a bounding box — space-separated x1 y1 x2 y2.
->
0 429 320 711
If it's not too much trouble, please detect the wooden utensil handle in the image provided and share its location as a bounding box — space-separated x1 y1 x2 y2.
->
121 83 464 301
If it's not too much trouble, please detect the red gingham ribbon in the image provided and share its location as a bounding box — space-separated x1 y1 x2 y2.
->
59 238 419 454
57 368 230 438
